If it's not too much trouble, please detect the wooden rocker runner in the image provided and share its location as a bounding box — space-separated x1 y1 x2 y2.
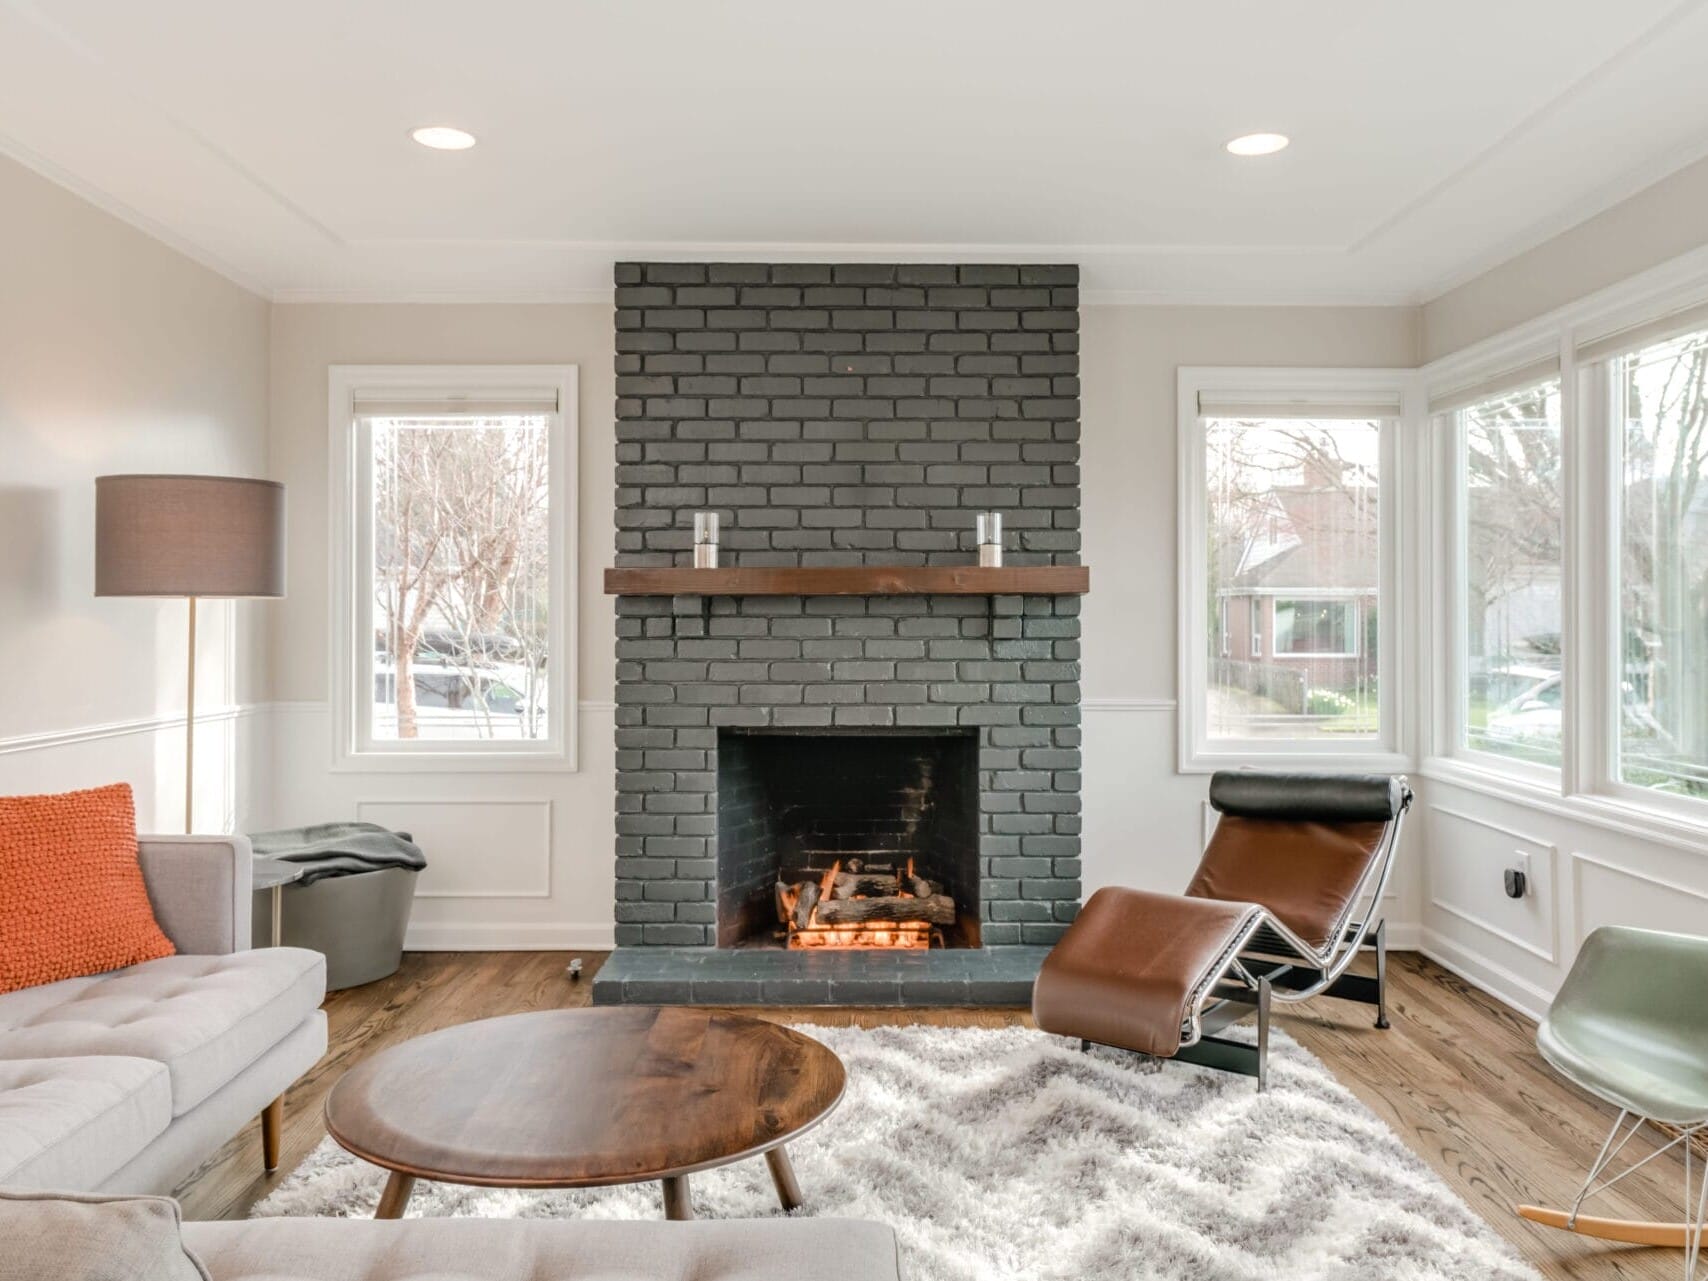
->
1516 925 1708 1277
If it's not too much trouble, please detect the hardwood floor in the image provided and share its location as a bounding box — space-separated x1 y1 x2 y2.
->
178 951 1691 1279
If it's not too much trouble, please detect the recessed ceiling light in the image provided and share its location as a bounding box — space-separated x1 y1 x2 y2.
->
411 126 477 151
1226 132 1289 157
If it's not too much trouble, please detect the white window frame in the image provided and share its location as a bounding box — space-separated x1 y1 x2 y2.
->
1598 341 1708 824
328 364 578 772
1178 366 1413 773
1419 241 1708 843
1432 373 1567 787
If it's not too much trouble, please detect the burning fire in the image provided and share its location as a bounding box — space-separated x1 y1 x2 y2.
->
790 922 931 949
778 857 935 950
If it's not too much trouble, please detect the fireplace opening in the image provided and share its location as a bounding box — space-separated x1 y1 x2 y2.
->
716 729 981 950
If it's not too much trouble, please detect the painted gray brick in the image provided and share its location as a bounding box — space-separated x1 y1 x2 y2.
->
612 262 1079 952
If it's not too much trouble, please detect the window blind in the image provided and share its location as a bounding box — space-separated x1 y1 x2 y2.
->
1425 355 1560 417
1196 390 1401 420
352 388 559 417
1574 299 1708 365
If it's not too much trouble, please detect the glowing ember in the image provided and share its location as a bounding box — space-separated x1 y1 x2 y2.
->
789 922 932 950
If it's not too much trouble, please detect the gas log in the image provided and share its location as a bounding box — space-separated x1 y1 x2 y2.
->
773 855 958 939
830 872 941 900
813 893 956 926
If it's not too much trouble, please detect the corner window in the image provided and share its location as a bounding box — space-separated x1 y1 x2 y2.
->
1180 371 1404 769
1615 330 1708 801
1457 378 1564 768
330 366 578 768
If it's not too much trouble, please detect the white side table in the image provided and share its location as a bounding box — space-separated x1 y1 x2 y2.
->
252 857 307 947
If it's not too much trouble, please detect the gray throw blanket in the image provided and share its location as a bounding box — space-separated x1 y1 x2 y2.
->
248 822 426 886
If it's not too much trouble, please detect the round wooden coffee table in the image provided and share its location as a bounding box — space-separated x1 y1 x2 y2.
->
323 1006 846 1221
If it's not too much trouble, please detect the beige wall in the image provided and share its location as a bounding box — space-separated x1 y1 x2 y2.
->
266 304 616 707
1078 305 1419 702
0 154 270 830
1076 304 1423 921
260 298 1422 944
1422 151 1708 361
265 303 618 947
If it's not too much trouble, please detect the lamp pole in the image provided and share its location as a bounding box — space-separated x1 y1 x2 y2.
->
185 596 197 835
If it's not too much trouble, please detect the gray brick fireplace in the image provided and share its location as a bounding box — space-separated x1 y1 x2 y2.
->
592 262 1083 1006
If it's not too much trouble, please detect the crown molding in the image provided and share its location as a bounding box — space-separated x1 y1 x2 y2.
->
270 287 614 306
0 130 271 299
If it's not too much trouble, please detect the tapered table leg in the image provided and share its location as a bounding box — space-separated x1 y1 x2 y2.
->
661 1174 693 1220
765 1145 803 1211
374 1172 416 1219
260 1097 282 1172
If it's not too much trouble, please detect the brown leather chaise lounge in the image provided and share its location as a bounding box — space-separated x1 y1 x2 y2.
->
1033 770 1412 1090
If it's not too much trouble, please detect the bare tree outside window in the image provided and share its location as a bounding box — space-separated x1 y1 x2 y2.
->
1619 332 1708 798
1204 418 1380 739
1461 381 1564 765
369 414 551 743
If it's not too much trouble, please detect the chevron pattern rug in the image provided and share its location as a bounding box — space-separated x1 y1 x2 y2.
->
255 1023 1537 1280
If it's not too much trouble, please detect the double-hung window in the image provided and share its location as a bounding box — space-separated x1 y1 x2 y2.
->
1438 372 1565 771
329 366 578 769
1601 325 1708 804
1179 372 1407 769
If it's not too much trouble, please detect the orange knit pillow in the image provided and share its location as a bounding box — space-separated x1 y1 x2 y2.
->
0 783 175 994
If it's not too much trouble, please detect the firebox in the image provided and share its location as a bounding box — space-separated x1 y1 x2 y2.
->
716 729 981 950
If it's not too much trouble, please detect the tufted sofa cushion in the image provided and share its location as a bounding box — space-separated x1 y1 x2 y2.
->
0 949 325 1116
182 1215 903 1281
0 1056 171 1189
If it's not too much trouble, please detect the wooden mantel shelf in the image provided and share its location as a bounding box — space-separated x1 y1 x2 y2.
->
603 565 1089 597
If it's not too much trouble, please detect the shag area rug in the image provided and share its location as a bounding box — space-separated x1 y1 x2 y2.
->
256 1023 1538 1281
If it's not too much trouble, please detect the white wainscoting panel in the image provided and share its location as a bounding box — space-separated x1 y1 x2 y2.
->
1426 805 1559 964
1571 852 1708 946
269 701 617 951
1082 700 1424 944
1419 769 1708 1017
356 798 552 899
0 703 267 835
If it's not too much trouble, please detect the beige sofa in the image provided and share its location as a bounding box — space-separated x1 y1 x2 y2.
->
0 1187 904 1281
184 1214 904 1280
0 835 327 1193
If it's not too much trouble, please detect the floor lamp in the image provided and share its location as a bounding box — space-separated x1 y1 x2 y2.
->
95 474 286 834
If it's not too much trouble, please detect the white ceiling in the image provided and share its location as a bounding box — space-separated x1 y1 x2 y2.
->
3 0 1708 304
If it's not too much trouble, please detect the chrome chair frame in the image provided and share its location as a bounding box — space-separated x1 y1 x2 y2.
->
1161 783 1411 1090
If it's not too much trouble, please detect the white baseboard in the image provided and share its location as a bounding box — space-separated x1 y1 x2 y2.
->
1418 927 1551 1023
403 922 617 952
1381 921 1422 951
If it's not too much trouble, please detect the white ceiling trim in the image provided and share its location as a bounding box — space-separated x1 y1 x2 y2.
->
6 0 345 246
342 238 1348 259
269 285 1422 308
272 287 617 306
0 129 270 298
1415 129 1708 304
1346 0 1707 259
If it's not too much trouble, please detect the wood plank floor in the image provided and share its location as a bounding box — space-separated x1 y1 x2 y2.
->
177 951 1692 1279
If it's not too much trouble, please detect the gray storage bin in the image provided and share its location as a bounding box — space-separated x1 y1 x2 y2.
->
253 866 418 991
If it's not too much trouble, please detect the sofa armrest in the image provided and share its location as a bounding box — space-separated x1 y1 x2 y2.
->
137 835 253 954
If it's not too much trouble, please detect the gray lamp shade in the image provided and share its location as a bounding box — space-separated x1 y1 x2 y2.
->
95 474 286 598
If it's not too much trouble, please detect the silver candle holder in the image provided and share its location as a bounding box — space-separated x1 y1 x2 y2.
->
693 511 719 569
976 512 1003 567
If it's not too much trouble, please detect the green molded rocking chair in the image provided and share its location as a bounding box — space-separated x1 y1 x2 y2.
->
1518 925 1708 1278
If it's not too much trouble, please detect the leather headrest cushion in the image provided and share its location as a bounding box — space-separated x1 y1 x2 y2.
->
1207 771 1410 823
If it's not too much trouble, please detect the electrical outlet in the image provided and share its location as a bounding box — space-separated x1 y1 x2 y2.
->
1509 850 1532 897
